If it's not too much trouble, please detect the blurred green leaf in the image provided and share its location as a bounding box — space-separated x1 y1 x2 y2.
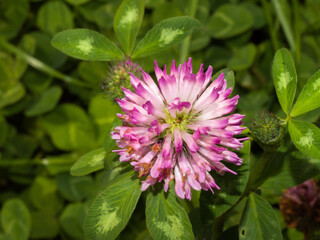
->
195 0 210 24
0 82 25 110
51 29 124 61
30 211 59 239
190 30 210 52
204 46 232 70
59 203 87 239
286 228 304 240
288 120 320 159
84 171 141 240
25 86 62 117
42 104 96 151
8 134 37 158
132 16 202 58
227 44 256 71
114 0 144 54
93 4 116 29
291 69 320 117
71 148 106 176
0 116 8 147
261 153 320 202
77 61 107 83
272 48 297 114
29 32 68 69
89 95 119 144
151 2 183 25
57 173 96 201
242 3 265 29
29 176 63 216
297 53 318 92
146 185 194 240
1 198 31 240
37 1 74 36
0 95 32 117
66 0 90 6
208 4 253 39
239 193 282 240
0 0 29 40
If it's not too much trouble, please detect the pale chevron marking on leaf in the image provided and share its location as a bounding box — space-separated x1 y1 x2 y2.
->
95 203 120 234
154 215 184 239
120 8 138 26
214 12 233 36
159 28 183 47
89 151 105 167
278 71 292 91
298 129 313 148
76 37 94 55
313 78 320 91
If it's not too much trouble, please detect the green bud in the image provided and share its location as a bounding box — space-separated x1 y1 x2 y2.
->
249 111 285 152
101 59 142 99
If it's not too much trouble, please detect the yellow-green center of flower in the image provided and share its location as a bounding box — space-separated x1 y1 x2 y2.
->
165 109 196 133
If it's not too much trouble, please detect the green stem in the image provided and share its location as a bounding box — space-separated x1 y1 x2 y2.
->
0 158 75 167
261 0 279 51
179 0 198 64
271 0 295 51
0 38 94 88
292 0 301 62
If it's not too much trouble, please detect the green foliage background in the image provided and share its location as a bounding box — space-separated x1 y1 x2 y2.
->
0 0 320 239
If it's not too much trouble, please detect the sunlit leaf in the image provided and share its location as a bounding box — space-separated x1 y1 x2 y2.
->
84 171 141 240
114 0 144 54
52 29 124 61
70 148 106 176
272 48 297 114
146 186 194 240
291 70 320 117
288 119 320 159
132 16 201 58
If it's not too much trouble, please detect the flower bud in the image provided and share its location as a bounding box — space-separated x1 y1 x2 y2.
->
280 179 320 235
249 111 285 152
101 59 141 99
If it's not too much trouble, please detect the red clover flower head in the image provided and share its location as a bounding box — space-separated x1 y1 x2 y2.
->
111 58 248 200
